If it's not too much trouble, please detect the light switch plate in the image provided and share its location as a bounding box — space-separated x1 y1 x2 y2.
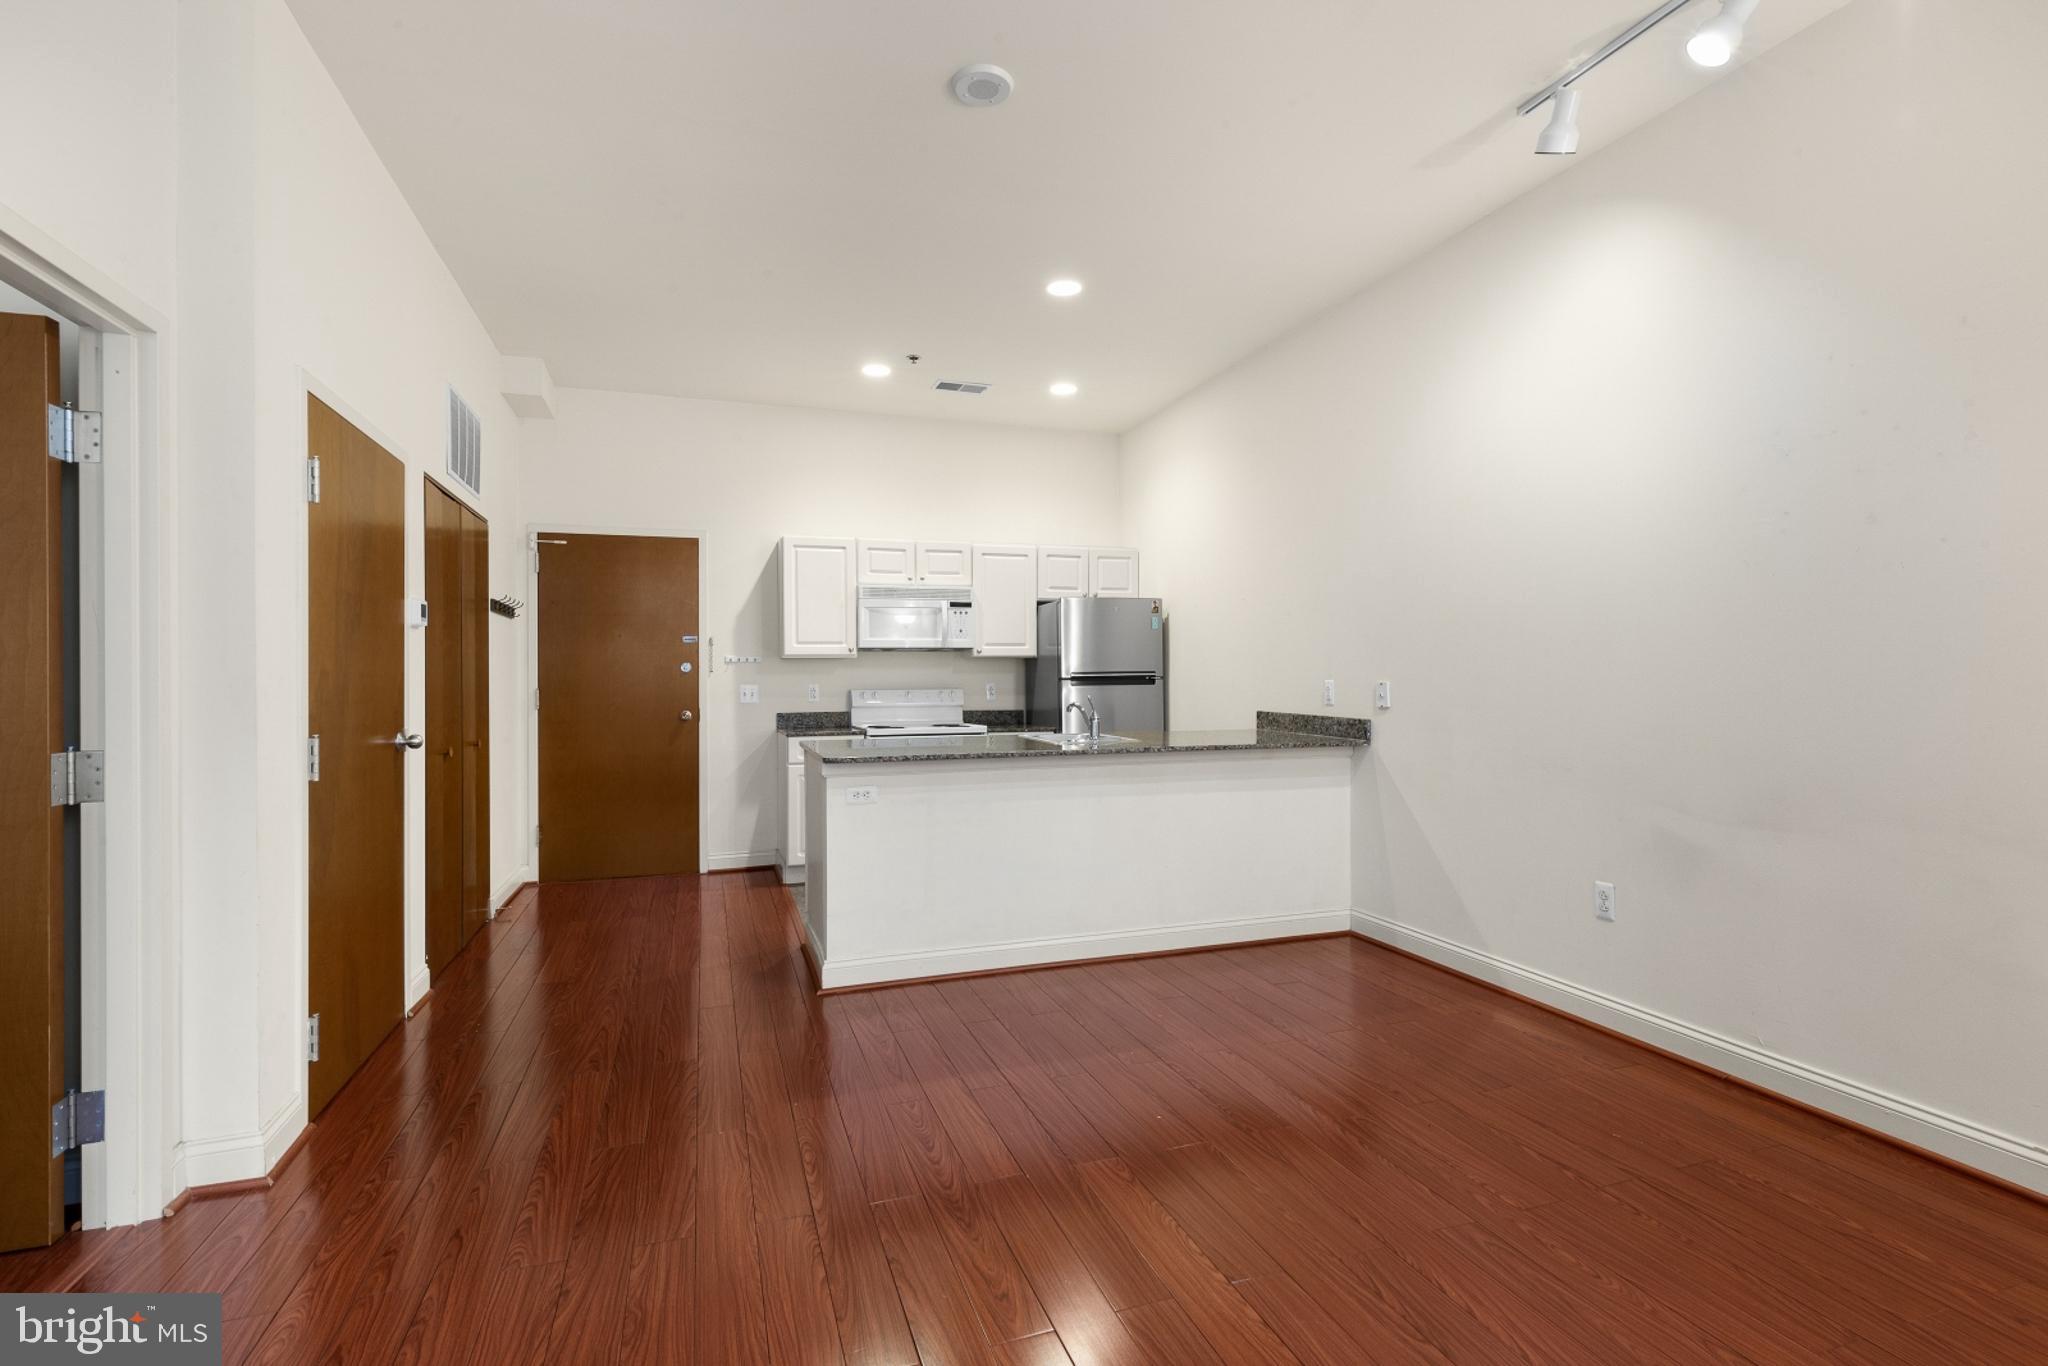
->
739 684 760 704
1375 680 1392 710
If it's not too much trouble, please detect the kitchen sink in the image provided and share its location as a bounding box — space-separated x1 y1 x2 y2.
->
1018 731 1138 750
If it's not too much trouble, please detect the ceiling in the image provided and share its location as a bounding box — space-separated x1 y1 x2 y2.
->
288 0 1850 433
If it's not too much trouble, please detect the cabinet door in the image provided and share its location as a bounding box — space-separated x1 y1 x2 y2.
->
781 536 858 657
784 762 806 867
1089 547 1141 597
916 541 973 587
1037 545 1089 598
972 543 1038 657
857 538 916 585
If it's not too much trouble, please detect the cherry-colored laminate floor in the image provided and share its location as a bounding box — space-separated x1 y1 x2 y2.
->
4 871 2043 1364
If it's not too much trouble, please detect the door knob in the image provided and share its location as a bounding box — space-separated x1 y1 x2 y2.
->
679 710 694 722
391 732 425 750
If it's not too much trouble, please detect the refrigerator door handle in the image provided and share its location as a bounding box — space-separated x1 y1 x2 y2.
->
1065 672 1160 685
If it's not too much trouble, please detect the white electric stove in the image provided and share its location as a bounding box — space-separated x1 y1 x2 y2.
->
848 688 989 738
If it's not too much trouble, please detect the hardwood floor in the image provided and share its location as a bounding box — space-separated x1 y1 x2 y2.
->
5 871 2045 1363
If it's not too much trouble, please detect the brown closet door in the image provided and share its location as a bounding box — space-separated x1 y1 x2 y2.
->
0 312 64 1250
459 502 489 946
307 395 406 1117
423 480 464 974
537 534 699 881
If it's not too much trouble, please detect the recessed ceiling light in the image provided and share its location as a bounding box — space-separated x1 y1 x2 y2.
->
1048 381 1079 397
1045 279 1084 299
861 362 892 378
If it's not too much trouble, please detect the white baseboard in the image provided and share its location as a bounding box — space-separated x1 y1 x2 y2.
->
260 1094 307 1173
709 849 778 872
406 963 432 1012
491 867 533 913
820 910 1352 990
1351 912 2048 1195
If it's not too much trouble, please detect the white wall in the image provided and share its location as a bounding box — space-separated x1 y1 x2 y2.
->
522 389 1119 864
1120 0 2048 1185
5 0 533 1201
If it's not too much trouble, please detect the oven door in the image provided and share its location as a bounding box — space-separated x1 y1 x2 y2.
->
857 594 950 649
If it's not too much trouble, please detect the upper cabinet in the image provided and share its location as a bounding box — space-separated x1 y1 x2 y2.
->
856 539 916 585
1036 545 1089 599
780 536 858 657
858 539 974 589
1089 547 1141 597
971 544 1038 657
916 541 973 588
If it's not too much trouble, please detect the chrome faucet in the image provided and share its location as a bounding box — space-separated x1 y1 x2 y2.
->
1065 698 1101 742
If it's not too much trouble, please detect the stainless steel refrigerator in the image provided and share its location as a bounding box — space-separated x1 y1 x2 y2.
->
1026 597 1167 735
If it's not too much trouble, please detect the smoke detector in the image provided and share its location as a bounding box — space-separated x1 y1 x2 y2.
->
951 64 1014 107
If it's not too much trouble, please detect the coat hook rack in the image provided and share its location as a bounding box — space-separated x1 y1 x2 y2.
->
489 595 524 620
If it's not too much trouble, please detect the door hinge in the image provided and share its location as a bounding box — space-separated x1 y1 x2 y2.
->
49 748 105 807
307 456 322 503
47 404 103 464
534 823 542 848
533 688 541 711
307 735 321 782
51 1090 106 1156
306 1014 321 1062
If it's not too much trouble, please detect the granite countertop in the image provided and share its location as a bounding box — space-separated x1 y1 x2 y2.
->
802 710 1368 765
777 709 1025 736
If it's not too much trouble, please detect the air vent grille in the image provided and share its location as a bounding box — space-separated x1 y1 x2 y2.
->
933 380 991 395
447 386 482 497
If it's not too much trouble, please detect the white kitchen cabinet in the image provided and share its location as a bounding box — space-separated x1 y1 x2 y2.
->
916 541 973 588
781 737 807 882
856 539 916 585
780 536 858 657
971 543 1038 657
1036 545 1089 598
1089 547 1141 597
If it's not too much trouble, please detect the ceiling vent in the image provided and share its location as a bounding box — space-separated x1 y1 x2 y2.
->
934 380 992 395
446 386 482 497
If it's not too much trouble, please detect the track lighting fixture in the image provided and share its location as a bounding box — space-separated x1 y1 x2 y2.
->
1534 88 1582 156
1687 0 1760 67
1518 0 1760 154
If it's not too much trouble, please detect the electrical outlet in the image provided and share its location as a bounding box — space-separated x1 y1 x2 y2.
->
739 684 760 704
1594 881 1616 922
985 682 998 702
1375 680 1392 710
1322 679 1336 708
846 786 879 805
806 684 820 703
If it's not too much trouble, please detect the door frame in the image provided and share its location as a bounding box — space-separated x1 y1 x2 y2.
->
0 205 175 1231
524 523 710 879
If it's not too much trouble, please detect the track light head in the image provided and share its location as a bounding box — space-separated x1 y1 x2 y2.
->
1535 87 1582 155
1687 0 1760 68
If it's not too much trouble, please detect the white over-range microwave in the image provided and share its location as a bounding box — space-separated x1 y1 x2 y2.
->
856 586 975 649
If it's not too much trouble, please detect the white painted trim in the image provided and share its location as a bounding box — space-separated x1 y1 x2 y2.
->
491 867 532 912
259 1094 307 1173
820 910 1352 990
524 522 710 879
0 201 177 1231
406 964 432 1013
1350 912 2048 1195
709 850 779 872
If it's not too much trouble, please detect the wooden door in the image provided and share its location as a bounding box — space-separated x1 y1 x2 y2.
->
425 480 491 974
459 503 490 945
423 481 463 974
307 395 405 1117
0 312 64 1251
538 534 699 881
